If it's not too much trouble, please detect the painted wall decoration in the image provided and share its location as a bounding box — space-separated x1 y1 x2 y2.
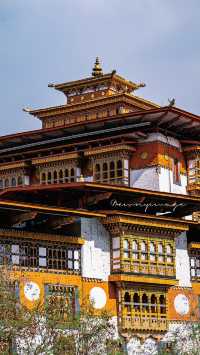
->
89 286 107 309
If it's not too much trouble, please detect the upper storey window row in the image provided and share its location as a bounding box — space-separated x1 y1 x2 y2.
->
112 235 175 278
188 159 200 184
0 175 25 189
190 248 200 281
93 159 129 185
0 238 81 274
40 168 77 185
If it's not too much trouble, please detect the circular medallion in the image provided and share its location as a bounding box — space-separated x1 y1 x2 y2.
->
174 294 189 315
140 152 148 160
24 282 40 302
89 287 107 309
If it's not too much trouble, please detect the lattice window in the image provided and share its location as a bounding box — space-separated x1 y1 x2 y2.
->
132 240 139 260
5 179 9 188
190 250 200 280
0 239 81 274
120 288 167 331
0 174 25 189
123 239 130 258
11 177 17 187
40 167 77 185
111 235 175 277
187 158 200 185
93 159 129 185
45 284 77 320
112 237 120 270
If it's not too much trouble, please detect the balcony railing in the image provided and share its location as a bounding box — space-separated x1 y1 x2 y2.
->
117 261 175 278
120 316 167 332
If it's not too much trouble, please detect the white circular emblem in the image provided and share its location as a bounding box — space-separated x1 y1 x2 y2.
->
174 294 189 315
89 287 107 309
24 282 40 302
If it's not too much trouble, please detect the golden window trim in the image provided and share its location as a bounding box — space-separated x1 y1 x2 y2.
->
103 216 189 233
32 152 79 165
0 228 84 245
0 237 81 274
33 93 145 118
0 162 27 171
40 165 78 185
0 174 26 189
190 251 200 281
112 235 175 277
0 168 27 176
85 144 135 157
119 287 168 331
93 158 129 186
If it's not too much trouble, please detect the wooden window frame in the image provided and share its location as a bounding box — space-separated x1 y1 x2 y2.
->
0 238 81 274
120 288 167 331
93 158 129 186
111 235 175 277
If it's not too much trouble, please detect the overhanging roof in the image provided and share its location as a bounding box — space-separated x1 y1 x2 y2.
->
1 182 200 218
0 106 199 149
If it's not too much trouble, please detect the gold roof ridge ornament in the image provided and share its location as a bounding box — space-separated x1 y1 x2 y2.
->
92 57 103 77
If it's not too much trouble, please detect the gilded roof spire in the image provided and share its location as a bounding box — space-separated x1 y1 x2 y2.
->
92 57 103 77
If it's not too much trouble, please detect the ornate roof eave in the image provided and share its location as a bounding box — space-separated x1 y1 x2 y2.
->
84 144 136 157
2 181 200 205
0 199 107 218
102 214 189 232
188 242 200 250
1 183 200 220
0 161 30 172
25 93 159 119
48 72 140 94
1 107 200 153
0 228 84 245
183 145 200 154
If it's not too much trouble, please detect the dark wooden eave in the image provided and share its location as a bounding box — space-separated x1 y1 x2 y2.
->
1 182 200 218
0 106 199 151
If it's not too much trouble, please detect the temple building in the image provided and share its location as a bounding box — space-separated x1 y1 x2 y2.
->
0 58 200 351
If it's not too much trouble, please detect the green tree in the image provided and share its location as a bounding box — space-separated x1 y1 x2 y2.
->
0 267 124 355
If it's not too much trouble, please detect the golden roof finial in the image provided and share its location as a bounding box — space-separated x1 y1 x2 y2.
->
92 57 103 77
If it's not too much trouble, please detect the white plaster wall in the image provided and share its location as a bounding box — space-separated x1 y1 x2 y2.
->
130 167 187 194
83 176 93 182
81 218 111 281
76 167 81 178
130 167 160 191
130 131 188 194
159 167 187 194
140 132 181 149
175 232 191 287
24 176 30 185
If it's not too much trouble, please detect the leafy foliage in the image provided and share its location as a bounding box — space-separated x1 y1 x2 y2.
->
0 267 124 354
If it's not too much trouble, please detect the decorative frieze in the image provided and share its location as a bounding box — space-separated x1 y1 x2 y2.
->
103 216 188 236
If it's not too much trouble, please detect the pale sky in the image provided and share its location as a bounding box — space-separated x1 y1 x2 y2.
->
0 0 199 135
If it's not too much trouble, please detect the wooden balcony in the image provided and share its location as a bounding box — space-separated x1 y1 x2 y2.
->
119 261 176 278
121 316 167 332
